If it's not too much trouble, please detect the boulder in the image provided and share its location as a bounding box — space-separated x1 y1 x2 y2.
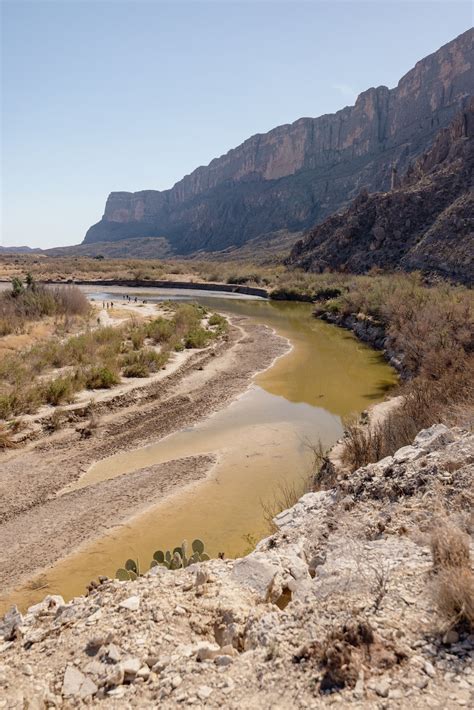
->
414 424 454 452
231 554 281 602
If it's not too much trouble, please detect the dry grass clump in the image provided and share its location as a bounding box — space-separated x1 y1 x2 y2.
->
260 473 313 532
430 523 474 631
293 620 405 693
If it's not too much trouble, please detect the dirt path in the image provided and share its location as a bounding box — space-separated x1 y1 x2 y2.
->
0 316 288 597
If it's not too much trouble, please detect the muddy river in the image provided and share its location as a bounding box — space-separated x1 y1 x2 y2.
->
12 290 397 605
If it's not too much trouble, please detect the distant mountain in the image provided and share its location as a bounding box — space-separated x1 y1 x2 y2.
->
44 237 172 260
287 97 474 284
0 246 42 254
84 29 473 256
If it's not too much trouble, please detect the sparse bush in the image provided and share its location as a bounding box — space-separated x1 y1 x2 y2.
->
184 326 212 349
146 317 173 343
430 523 474 631
122 348 167 377
43 376 75 406
208 312 228 333
430 524 471 572
83 366 120 390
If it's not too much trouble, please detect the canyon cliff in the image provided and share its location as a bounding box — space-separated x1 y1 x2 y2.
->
287 97 473 283
84 29 473 255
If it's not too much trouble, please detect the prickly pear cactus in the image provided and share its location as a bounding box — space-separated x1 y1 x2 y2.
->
116 539 212 580
192 539 205 556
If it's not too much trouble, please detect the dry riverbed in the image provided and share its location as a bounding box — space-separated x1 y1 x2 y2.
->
0 314 288 607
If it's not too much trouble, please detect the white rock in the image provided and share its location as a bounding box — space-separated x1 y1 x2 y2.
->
371 678 390 698
231 554 280 601
119 596 140 612
107 644 122 663
424 661 436 678
171 675 183 689
121 656 141 678
62 665 98 698
196 642 220 661
393 445 425 463
197 685 213 700
414 424 454 452
137 666 150 679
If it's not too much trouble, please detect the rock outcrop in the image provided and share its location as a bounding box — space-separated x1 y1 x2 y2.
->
84 30 473 256
288 96 474 283
1 425 473 707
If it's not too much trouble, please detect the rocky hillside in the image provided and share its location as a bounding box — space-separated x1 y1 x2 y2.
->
1 424 473 707
288 97 474 283
84 30 473 256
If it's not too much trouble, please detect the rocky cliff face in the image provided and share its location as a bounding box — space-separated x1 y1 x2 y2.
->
287 97 474 283
84 29 473 255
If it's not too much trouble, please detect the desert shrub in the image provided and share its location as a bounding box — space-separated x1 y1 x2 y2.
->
130 329 145 350
83 366 120 390
430 523 474 631
146 317 173 343
208 313 228 332
52 285 89 316
184 326 212 349
43 376 75 406
122 349 167 377
325 298 343 314
431 525 471 572
434 570 474 631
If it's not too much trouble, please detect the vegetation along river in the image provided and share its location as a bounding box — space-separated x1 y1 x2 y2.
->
17 289 398 605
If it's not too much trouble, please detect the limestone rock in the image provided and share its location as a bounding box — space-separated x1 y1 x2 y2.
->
62 665 98 698
414 424 454 452
231 554 281 601
119 595 140 612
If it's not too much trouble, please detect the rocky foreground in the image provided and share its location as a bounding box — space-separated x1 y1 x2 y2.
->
1 424 473 708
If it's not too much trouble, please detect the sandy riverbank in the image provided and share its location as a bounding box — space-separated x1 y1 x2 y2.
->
0 314 288 603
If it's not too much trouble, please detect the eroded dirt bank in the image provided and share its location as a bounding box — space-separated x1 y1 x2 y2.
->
0 316 288 600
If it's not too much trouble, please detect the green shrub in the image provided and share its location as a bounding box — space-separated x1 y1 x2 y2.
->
43 376 75 405
147 317 173 343
83 366 120 390
208 313 228 332
184 326 212 349
122 349 167 377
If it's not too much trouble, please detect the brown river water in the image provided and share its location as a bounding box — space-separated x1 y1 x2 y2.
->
8 290 397 609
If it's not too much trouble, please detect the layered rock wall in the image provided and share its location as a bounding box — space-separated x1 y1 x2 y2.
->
84 30 473 255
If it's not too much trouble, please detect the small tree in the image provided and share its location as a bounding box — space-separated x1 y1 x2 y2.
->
11 277 24 298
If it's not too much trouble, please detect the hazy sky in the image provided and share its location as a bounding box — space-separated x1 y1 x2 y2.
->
1 0 472 248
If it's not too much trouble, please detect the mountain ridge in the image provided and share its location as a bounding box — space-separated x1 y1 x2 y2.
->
83 29 473 255
287 97 474 283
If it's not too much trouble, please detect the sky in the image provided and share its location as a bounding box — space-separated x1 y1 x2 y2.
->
1 0 472 249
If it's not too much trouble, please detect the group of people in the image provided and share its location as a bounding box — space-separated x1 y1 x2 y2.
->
122 294 147 304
